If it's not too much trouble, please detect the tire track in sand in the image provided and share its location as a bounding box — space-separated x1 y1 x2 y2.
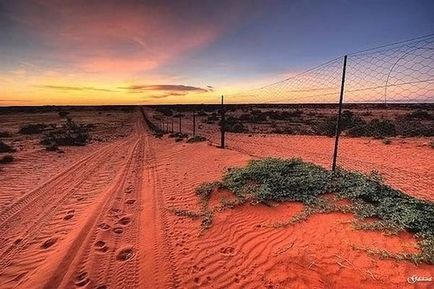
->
0 137 135 278
0 114 144 288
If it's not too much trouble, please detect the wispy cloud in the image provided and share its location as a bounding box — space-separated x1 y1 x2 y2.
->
37 85 117 92
119 84 212 94
0 99 32 103
146 92 186 99
4 0 241 76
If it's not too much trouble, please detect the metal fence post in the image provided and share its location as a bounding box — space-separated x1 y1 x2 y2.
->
220 95 225 148
192 111 196 136
179 115 182 134
332 55 347 172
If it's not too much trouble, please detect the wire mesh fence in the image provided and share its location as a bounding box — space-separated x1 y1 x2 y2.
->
143 34 434 201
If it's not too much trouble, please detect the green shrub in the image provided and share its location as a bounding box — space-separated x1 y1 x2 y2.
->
348 118 396 138
369 119 396 138
195 158 434 264
221 158 333 204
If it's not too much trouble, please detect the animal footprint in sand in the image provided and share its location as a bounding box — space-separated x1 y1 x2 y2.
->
94 240 109 253
219 246 235 256
74 271 90 287
112 227 124 234
118 215 132 226
41 238 57 249
125 199 136 205
116 247 135 261
97 223 111 231
64 210 75 220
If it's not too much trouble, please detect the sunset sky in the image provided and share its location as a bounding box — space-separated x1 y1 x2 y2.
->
1 0 433 106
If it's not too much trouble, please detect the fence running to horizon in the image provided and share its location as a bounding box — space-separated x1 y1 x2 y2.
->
144 34 434 201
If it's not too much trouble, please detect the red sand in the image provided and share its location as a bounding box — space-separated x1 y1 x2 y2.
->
0 111 432 288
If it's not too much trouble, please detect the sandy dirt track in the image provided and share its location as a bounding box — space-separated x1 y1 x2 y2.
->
0 111 433 289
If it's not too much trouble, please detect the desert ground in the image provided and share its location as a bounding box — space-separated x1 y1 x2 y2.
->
0 106 433 289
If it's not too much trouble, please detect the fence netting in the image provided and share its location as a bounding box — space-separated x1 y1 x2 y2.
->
143 34 434 201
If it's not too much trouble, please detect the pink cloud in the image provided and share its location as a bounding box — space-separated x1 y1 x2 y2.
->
14 0 232 75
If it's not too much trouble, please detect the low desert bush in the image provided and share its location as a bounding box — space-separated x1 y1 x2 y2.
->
222 117 247 133
19 123 48 135
0 141 16 153
314 117 337 137
196 182 222 205
155 107 173 116
348 118 396 138
195 158 434 264
404 109 433 121
382 138 392 145
58 111 70 118
0 155 14 164
41 118 90 148
396 120 434 137
186 135 207 143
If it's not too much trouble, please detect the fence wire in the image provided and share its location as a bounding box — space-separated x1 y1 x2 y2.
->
145 34 434 201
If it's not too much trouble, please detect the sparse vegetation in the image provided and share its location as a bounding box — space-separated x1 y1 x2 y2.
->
404 109 432 121
186 135 207 143
222 117 247 133
58 110 70 118
0 140 16 153
382 138 392 145
41 118 90 149
0 155 14 164
19 123 48 135
194 158 434 264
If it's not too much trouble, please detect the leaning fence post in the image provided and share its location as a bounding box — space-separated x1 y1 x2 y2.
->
192 111 196 136
220 95 225 148
332 55 347 172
